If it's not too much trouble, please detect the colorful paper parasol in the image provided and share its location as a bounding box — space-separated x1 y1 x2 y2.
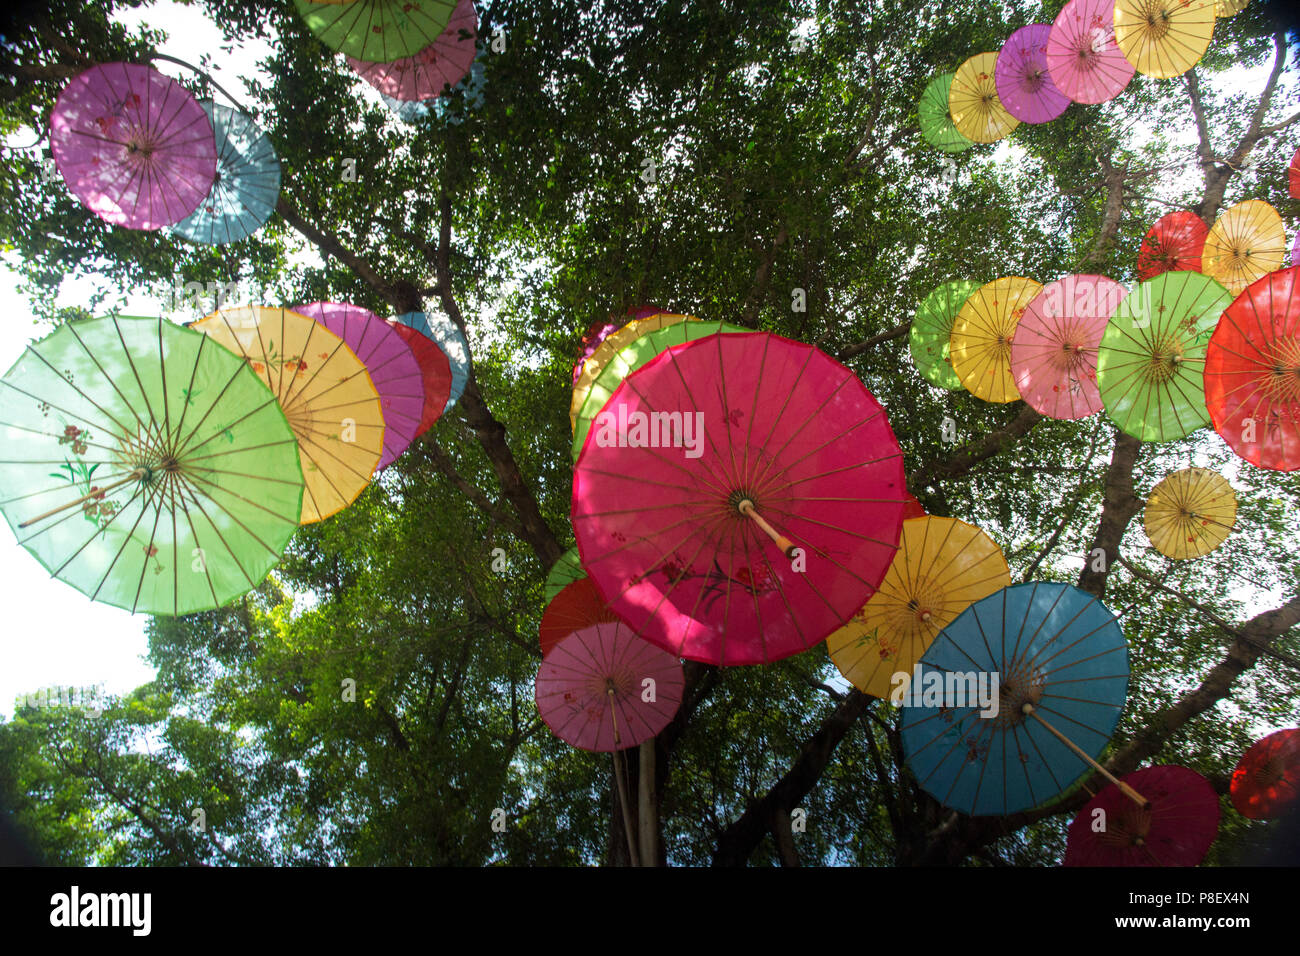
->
1143 467 1236 559
570 311 689 432
1096 271 1232 442
1290 147 1300 200
995 24 1071 124
917 73 974 153
1213 0 1250 15
1114 0 1216 79
949 53 1020 144
170 101 280 246
385 318 452 436
910 280 981 391
571 319 747 461
294 302 424 468
900 581 1131 816
393 311 469 413
1201 199 1287 296
573 319 624 387
49 63 217 230
0 315 302 615
293 0 459 62
826 517 1010 701
535 621 683 752
1064 765 1220 866
1045 0 1136 105
1205 265 1300 471
1010 274 1127 420
572 331 906 666
901 491 926 520
949 276 1043 404
539 577 622 657
346 0 477 101
1137 210 1208 281
1231 728 1300 819
192 305 385 524
545 546 586 603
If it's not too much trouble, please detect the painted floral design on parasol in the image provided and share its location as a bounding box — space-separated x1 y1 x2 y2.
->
917 73 974 153
169 101 279 246
950 276 1043 404
948 52 1019 144
1045 0 1135 105
385 317 452 436
900 582 1135 816
49 63 217 230
1011 274 1126 420
346 0 477 101
996 24 1071 124
293 0 459 62
294 302 425 468
570 311 688 433
1231 728 1300 819
1114 0 1216 79
545 546 586 603
1143 467 1236 559
539 577 622 657
393 311 469 413
826 517 1010 700
910 280 981 391
1205 265 1300 471
1096 271 1232 442
1201 199 1286 296
572 332 906 666
1137 210 1208 281
192 305 385 524
0 315 303 615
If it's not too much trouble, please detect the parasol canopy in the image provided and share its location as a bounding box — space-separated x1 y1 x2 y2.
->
535 621 683 752
0 315 302 615
1213 0 1250 14
346 0 477 101
917 73 974 153
1010 274 1126 420
385 318 452 436
170 101 280 246
1113 0 1216 79
539 577 622 657
949 53 1020 144
1096 271 1232 442
900 581 1130 816
1137 210 1208 281
393 311 469 413
1201 199 1287 296
570 311 690 432
826 516 1010 700
910 280 981 391
293 0 459 62
1290 147 1300 201
1231 728 1300 819
572 331 906 666
545 546 586 603
995 24 1071 124
1045 0 1135 105
192 305 385 524
50 62 217 230
1143 467 1236 559
949 276 1043 404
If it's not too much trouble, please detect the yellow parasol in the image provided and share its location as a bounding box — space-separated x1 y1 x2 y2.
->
826 516 1010 700
949 52 1020 144
1213 0 1250 14
193 306 385 524
1201 199 1287 296
950 276 1043 403
1144 467 1236 559
1113 0 1216 79
569 311 692 432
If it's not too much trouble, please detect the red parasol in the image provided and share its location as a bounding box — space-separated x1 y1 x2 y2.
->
1137 211 1208 281
386 318 452 436
1231 728 1300 819
1289 147 1300 201
539 577 622 657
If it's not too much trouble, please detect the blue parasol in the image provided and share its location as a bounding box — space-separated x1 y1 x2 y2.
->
393 311 469 412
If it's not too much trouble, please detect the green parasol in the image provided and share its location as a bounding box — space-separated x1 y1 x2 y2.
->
910 280 981 390
570 319 748 461
0 315 304 615
544 546 585 602
1096 271 1233 442
918 73 975 153
293 0 459 62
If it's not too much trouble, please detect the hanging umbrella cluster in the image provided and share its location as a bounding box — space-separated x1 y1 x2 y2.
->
49 63 280 245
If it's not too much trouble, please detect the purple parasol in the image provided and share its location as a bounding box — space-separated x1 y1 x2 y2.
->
294 302 426 469
996 24 1070 124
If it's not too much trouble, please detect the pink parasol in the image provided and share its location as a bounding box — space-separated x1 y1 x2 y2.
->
49 63 217 230
996 24 1071 124
1045 0 1136 105
346 0 477 103
572 331 906 666
294 302 426 469
1011 274 1126 420
535 621 683 752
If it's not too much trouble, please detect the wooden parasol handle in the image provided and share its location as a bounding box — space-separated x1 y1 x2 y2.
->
737 499 797 558
1023 704 1150 809
18 469 145 529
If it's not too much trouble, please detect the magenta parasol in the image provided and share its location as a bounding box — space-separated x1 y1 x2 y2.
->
1045 0 1136 105
49 63 217 230
346 0 477 103
996 24 1071 124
